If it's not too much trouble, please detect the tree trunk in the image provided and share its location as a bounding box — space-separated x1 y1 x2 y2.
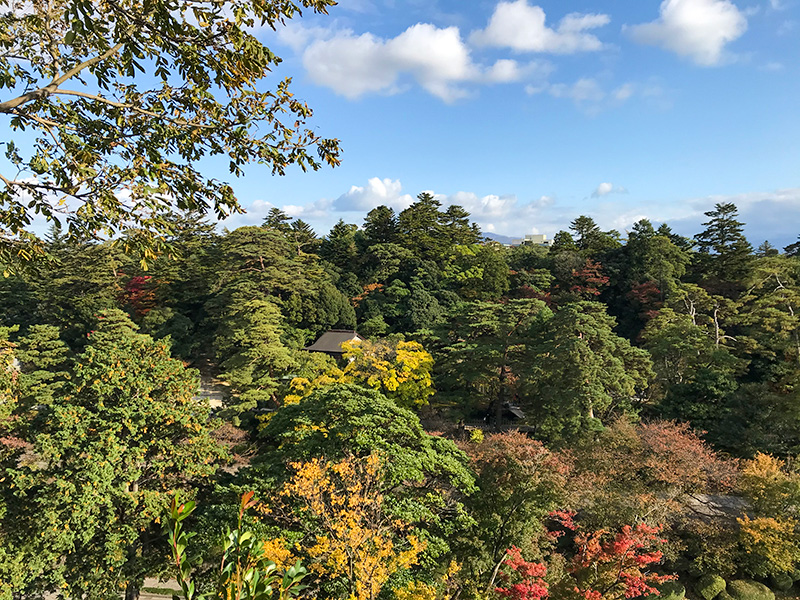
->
125 582 140 600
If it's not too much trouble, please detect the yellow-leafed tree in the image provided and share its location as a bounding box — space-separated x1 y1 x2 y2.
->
268 453 425 600
340 338 434 408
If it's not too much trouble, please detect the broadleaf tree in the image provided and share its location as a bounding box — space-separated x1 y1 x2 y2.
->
0 0 340 268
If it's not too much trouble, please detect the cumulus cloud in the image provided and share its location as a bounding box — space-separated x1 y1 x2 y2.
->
470 1 610 53
626 0 748 66
592 182 629 198
334 177 415 211
296 23 533 101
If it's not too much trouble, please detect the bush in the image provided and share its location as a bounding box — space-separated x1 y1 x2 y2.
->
768 573 793 592
654 581 686 600
696 574 726 600
726 580 774 600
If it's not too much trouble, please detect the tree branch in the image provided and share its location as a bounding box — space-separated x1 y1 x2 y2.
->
0 42 124 113
52 89 216 129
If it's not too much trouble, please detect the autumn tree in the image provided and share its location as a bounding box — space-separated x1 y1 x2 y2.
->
266 454 426 600
250 385 475 568
340 337 435 408
0 0 340 269
735 454 800 577
0 311 226 599
458 432 569 590
566 419 735 529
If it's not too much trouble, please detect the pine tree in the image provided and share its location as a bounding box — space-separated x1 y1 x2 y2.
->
693 202 753 285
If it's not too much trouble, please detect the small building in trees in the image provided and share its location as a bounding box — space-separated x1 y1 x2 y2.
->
305 329 365 360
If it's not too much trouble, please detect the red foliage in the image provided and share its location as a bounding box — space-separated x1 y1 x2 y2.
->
496 546 550 600
119 275 160 316
555 259 609 299
627 281 663 322
497 516 675 600
568 522 673 600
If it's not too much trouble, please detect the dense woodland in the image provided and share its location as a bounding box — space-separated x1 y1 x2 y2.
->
2 195 800 600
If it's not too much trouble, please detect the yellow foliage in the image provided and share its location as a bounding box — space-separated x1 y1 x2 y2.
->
737 515 800 574
260 537 296 572
394 581 438 600
740 452 800 515
340 339 434 407
278 453 426 600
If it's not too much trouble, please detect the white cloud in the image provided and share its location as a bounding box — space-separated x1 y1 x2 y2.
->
627 0 748 66
592 182 629 198
527 78 650 114
296 23 533 102
471 1 610 53
334 177 415 211
548 78 606 104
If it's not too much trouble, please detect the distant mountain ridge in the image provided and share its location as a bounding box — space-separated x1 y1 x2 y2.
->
482 232 518 245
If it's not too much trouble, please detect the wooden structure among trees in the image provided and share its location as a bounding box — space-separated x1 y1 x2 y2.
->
305 330 365 360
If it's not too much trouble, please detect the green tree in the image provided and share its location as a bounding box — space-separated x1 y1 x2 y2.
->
15 324 72 409
362 206 400 247
693 202 753 289
398 193 447 262
251 385 475 565
215 298 297 416
0 0 340 268
1 312 226 599
263 208 293 233
525 302 654 441
437 299 551 423
569 216 602 251
30 233 124 344
320 220 359 273
443 244 509 301
785 235 800 257
441 205 481 247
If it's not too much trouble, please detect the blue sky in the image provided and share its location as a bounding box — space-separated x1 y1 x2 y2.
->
3 0 798 247
216 0 799 248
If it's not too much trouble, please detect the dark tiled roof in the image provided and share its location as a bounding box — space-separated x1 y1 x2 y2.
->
304 330 365 354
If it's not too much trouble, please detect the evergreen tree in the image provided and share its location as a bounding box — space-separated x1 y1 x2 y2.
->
441 205 481 246
262 208 292 232
362 206 400 246
398 193 447 262
438 299 551 423
693 202 753 286
15 324 72 409
525 302 654 442
784 235 800 257
2 314 226 599
320 219 359 272
215 298 297 415
570 216 602 250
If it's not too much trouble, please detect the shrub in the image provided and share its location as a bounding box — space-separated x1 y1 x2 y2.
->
726 580 774 600
656 581 686 600
696 574 726 600
767 573 793 592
